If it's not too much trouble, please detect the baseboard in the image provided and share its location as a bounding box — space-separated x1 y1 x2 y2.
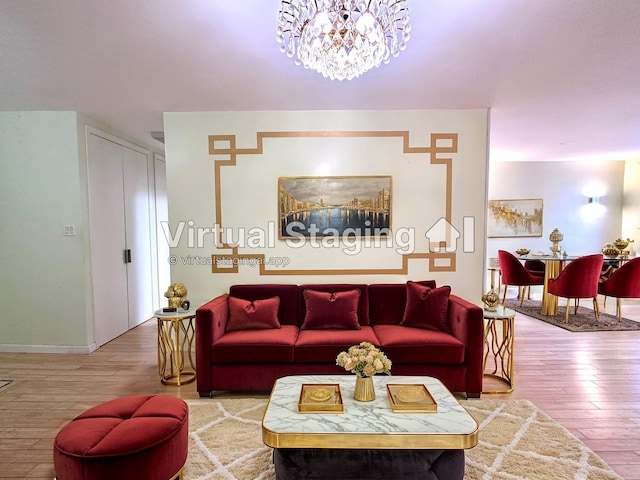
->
0 343 98 354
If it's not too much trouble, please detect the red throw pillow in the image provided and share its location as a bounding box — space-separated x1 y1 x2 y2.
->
301 289 361 330
226 296 281 332
401 282 451 332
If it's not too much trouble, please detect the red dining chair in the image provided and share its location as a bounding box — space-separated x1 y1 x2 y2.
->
498 250 544 305
547 254 604 323
598 257 640 322
524 260 545 279
523 259 545 299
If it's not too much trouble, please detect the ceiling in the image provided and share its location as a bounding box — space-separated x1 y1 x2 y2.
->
1 0 639 162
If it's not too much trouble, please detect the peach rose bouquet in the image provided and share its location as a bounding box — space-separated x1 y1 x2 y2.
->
336 342 392 378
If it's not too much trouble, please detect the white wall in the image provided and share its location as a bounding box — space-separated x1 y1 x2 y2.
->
622 159 640 256
0 111 163 352
163 110 489 305
0 111 90 351
486 160 626 286
153 153 170 309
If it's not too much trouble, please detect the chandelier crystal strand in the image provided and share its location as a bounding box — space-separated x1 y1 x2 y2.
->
276 0 410 81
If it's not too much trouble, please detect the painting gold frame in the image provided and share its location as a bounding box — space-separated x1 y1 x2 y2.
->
278 175 391 239
487 198 543 238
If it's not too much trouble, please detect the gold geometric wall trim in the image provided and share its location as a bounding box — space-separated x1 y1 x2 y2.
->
209 130 458 275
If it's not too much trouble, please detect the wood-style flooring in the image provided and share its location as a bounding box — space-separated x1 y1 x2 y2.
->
1 293 639 479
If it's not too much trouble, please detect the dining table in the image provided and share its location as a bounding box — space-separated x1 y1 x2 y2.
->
517 254 622 316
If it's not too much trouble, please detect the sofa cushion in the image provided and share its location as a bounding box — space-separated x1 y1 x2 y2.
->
368 281 437 326
211 325 298 363
401 282 451 333
226 296 280 332
229 284 299 326
294 327 380 363
301 289 361 330
299 284 370 326
372 325 464 364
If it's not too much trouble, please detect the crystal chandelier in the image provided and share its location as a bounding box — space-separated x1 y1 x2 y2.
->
276 0 411 81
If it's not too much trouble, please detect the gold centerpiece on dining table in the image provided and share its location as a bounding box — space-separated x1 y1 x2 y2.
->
602 244 620 259
613 237 634 258
549 228 564 256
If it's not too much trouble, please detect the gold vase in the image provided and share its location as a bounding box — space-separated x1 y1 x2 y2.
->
354 376 375 402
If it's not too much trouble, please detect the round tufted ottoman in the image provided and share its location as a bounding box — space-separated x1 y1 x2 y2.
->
53 394 188 480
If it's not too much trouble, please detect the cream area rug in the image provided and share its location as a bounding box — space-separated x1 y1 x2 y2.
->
185 397 622 480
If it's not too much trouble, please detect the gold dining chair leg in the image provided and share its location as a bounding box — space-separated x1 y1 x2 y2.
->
616 298 622 322
592 297 600 321
565 298 570 323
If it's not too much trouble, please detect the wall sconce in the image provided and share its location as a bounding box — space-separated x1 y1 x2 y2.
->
581 195 605 222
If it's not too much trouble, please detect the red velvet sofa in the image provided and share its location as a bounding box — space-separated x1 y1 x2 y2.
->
195 282 484 398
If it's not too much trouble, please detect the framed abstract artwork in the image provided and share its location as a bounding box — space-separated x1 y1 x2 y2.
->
487 198 543 237
278 176 391 238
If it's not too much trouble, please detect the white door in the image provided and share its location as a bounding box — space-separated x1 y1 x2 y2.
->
87 133 129 346
87 129 155 346
122 147 154 329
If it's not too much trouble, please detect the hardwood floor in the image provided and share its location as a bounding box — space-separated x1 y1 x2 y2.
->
487 293 640 480
1 294 639 479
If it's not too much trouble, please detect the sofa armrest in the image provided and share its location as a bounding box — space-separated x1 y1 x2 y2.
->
195 294 229 395
447 294 484 397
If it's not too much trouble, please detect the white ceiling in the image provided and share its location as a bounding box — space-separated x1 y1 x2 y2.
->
1 0 639 162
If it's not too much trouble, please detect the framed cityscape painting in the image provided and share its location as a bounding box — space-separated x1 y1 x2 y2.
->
278 176 391 238
487 198 543 237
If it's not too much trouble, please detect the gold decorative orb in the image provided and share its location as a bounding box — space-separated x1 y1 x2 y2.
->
164 283 188 309
549 228 564 243
168 297 182 308
549 228 564 256
482 290 500 311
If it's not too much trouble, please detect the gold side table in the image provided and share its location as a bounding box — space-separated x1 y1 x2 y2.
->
487 266 501 291
155 309 197 386
482 306 516 394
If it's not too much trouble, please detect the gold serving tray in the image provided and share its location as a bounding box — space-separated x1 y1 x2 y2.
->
298 384 344 413
386 384 437 413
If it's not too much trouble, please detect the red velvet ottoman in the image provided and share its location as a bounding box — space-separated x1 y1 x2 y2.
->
53 395 188 480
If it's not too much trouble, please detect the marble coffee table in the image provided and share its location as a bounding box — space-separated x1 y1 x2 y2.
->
262 374 478 479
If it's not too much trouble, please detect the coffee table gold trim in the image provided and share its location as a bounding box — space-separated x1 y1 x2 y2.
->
262 429 477 450
262 375 478 450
